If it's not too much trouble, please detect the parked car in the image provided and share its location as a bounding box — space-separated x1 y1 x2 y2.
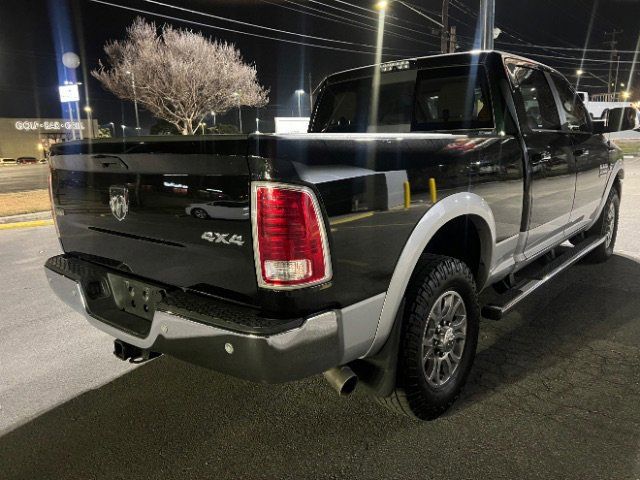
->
44 51 638 420
185 200 250 220
0 158 17 166
16 156 38 164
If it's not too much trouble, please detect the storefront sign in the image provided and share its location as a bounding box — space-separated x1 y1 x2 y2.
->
14 120 85 132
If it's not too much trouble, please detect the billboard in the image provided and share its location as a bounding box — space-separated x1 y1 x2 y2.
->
58 84 80 103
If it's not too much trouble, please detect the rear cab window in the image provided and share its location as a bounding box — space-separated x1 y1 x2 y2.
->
311 64 495 134
413 65 494 132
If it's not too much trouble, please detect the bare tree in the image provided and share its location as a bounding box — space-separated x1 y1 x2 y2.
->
92 18 269 135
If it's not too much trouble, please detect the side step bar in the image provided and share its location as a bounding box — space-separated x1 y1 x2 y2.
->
482 236 606 320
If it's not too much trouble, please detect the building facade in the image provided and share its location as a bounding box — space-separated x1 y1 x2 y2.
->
0 117 99 160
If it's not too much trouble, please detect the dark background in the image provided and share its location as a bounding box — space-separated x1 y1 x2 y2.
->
1 0 640 132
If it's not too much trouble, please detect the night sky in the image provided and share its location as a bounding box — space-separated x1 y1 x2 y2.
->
2 0 640 133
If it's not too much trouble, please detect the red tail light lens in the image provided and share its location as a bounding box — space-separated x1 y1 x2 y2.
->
252 182 332 289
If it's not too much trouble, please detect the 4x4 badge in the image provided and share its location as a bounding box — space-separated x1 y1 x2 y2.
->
201 232 244 246
109 186 129 221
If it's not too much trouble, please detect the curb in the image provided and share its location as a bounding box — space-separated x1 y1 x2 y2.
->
0 211 52 225
0 219 53 230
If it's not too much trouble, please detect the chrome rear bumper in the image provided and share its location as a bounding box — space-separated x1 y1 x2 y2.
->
45 265 342 383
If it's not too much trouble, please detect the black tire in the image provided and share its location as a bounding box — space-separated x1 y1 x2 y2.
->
586 188 620 263
191 208 209 219
377 255 480 421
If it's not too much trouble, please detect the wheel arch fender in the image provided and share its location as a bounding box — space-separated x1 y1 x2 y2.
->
364 192 496 357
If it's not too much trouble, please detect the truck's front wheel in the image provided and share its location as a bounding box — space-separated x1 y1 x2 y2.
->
377 255 479 420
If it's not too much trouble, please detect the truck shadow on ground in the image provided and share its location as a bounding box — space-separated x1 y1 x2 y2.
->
1 254 639 479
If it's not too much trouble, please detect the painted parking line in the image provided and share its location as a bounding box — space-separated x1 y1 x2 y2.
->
0 219 53 230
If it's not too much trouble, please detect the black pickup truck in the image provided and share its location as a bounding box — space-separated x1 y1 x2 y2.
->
45 51 639 420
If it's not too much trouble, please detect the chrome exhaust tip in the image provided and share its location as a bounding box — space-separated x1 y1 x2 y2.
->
323 366 358 396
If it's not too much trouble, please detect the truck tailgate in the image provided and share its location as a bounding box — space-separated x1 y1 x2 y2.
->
49 137 257 301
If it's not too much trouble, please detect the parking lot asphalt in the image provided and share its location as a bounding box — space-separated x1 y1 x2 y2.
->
0 160 639 479
0 164 49 193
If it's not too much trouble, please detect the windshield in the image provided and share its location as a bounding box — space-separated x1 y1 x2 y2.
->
311 65 494 134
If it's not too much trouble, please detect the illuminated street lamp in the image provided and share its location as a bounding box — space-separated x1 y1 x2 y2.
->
621 91 631 100
295 89 305 117
374 0 443 28
199 122 207 135
121 124 127 139
576 69 584 76
375 0 450 55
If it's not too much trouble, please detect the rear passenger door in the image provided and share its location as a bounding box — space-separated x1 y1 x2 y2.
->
507 63 577 255
549 73 609 229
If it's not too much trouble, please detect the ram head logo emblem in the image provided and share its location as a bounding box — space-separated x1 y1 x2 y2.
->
109 186 129 221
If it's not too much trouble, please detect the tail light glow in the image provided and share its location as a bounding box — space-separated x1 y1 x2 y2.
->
251 182 332 289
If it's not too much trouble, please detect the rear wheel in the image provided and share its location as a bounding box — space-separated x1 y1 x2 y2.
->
586 188 619 263
191 208 209 219
377 255 480 420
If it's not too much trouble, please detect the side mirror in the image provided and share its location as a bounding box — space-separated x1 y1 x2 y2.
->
595 107 640 133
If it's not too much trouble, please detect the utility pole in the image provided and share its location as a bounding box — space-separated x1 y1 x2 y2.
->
604 29 623 95
479 0 495 50
441 0 449 54
449 25 457 53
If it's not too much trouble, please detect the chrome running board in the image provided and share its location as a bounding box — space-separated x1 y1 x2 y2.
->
482 236 606 320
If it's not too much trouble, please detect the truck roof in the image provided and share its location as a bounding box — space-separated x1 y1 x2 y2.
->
324 50 563 84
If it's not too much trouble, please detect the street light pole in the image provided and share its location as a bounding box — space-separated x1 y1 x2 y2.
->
479 0 496 50
126 71 141 133
232 92 243 132
84 106 94 138
121 124 127 139
102 122 116 137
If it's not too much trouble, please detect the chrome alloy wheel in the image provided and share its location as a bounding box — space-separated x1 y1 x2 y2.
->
421 291 467 388
604 200 616 249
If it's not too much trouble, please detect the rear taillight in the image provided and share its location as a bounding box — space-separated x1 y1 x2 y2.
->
251 182 332 289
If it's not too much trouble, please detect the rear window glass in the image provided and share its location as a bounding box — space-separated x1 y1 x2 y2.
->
311 65 494 133
312 70 416 133
413 66 494 131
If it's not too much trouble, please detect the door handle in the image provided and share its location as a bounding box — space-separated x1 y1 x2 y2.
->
573 149 589 157
532 152 552 164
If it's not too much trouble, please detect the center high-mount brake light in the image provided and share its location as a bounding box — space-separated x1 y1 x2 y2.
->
251 182 332 289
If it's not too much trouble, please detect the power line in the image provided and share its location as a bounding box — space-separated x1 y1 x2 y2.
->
143 0 387 51
330 0 442 31
307 0 442 41
260 0 440 50
88 0 409 58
